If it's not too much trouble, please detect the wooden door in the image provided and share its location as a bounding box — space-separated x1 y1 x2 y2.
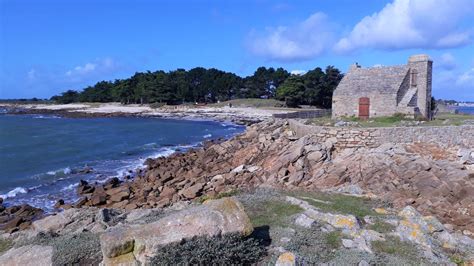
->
358 97 370 119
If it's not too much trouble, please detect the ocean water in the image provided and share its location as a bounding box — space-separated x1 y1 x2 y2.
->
0 114 244 210
456 106 474 115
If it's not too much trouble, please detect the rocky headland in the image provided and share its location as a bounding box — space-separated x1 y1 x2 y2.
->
1 119 473 265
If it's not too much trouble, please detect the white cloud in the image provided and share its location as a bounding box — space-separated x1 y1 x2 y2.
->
433 58 474 100
438 53 457 70
457 67 474 86
335 0 474 53
66 63 96 76
290 69 307 75
247 12 335 62
65 57 117 78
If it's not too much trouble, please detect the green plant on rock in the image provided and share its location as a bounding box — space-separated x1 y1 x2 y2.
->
198 189 239 204
246 200 303 227
367 219 396 233
0 238 12 254
325 231 342 249
286 226 340 264
150 233 266 265
449 253 465 265
372 236 421 260
289 191 378 219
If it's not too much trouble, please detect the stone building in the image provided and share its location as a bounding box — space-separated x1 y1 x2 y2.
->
332 54 432 119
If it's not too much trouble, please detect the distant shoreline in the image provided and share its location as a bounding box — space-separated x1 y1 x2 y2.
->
0 102 291 125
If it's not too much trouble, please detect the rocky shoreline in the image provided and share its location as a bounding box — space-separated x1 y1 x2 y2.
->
1 118 473 264
4 119 471 233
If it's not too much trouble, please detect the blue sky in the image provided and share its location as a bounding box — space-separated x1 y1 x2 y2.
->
1 0 473 100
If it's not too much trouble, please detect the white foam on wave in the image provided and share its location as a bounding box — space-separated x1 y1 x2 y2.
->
63 167 72 175
61 182 79 191
40 167 72 178
114 146 181 178
0 187 27 199
33 115 61 119
203 134 212 138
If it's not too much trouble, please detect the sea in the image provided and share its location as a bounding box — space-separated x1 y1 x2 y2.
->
455 106 474 115
0 113 244 211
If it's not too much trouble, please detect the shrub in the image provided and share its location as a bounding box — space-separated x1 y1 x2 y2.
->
150 233 266 265
28 231 102 265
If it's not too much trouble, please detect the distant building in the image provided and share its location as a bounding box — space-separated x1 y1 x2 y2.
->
332 54 433 119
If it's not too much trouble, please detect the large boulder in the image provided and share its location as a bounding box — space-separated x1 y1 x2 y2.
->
0 204 43 233
100 197 253 265
0 245 53 266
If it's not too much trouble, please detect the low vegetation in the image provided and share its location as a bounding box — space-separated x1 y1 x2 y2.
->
150 233 266 265
426 113 474 126
288 191 379 219
367 219 396 234
198 189 239 203
325 231 343 249
308 112 473 127
286 226 341 263
27 232 102 265
372 236 420 259
245 200 304 228
449 253 466 265
0 238 12 254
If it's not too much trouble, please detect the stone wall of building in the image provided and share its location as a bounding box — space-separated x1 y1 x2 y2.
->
333 92 401 119
332 54 432 119
288 119 474 149
409 54 433 119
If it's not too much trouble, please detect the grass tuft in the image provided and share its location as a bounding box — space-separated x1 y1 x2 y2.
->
367 219 396 233
288 191 378 219
245 200 304 228
325 231 342 249
372 236 419 257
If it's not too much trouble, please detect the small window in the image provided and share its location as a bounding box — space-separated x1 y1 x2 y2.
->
411 69 418 87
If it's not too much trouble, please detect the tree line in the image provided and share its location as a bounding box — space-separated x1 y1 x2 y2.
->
51 66 343 108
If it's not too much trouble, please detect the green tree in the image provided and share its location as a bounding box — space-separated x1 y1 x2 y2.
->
276 75 305 107
52 90 79 103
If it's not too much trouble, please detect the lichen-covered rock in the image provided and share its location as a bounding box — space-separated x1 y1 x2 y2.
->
100 197 253 265
275 252 296 266
396 206 433 247
286 196 360 232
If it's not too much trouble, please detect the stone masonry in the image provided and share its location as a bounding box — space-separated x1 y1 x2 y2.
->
289 120 474 149
332 54 433 119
